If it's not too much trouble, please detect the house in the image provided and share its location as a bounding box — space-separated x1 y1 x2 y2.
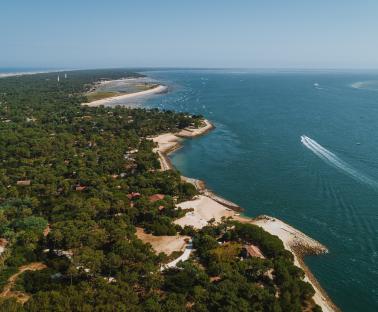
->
127 192 141 200
16 180 31 186
75 185 87 191
242 244 265 259
149 194 165 203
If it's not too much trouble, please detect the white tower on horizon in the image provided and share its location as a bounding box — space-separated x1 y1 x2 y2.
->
57 75 60 82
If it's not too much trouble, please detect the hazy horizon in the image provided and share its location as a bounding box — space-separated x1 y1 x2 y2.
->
1 1 378 69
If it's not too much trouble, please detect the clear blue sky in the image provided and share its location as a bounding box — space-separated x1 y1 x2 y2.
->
1 0 378 69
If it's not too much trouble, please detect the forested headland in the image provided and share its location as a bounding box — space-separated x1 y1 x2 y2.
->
0 70 321 311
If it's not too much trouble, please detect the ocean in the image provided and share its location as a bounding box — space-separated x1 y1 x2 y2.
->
140 69 378 312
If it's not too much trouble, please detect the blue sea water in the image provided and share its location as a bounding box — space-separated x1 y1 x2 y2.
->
138 69 378 312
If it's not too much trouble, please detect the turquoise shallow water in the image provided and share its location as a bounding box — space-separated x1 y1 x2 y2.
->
140 69 378 312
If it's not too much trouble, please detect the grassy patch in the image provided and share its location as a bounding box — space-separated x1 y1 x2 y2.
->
85 91 120 102
134 83 159 91
210 242 242 263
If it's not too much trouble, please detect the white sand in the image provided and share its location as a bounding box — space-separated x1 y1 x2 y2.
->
250 216 328 256
152 133 182 154
82 84 168 107
175 195 235 229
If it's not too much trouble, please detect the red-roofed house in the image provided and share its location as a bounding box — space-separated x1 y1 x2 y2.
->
242 244 265 259
127 192 141 200
75 185 87 191
149 194 165 202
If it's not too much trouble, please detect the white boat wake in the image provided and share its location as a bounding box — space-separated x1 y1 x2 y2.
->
301 135 378 188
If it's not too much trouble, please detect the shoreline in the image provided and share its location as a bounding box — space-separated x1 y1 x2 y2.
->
151 119 338 312
0 69 69 79
82 84 168 107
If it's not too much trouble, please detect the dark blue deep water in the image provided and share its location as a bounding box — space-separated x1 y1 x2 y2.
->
139 69 378 312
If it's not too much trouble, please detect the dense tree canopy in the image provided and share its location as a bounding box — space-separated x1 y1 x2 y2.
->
0 70 320 311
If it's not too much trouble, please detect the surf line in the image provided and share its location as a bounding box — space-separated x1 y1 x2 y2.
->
301 135 378 188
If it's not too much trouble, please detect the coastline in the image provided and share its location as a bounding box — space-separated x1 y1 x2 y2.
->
0 69 67 79
151 119 339 312
82 84 168 107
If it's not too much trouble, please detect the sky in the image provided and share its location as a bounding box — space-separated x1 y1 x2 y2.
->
1 0 378 69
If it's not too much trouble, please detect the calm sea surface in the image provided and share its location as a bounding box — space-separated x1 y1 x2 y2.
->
138 69 378 312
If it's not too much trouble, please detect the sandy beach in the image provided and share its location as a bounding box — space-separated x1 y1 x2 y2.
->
175 195 235 229
149 119 338 312
82 84 168 107
151 119 214 171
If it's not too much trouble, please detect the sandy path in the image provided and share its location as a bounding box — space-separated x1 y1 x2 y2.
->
0 262 47 304
161 240 193 270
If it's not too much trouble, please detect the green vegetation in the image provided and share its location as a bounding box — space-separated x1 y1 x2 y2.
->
85 91 120 102
0 69 320 311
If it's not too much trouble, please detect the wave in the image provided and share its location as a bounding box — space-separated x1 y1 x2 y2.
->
301 135 378 188
350 80 378 91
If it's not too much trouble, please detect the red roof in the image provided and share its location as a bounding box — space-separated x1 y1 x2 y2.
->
75 185 87 191
244 244 264 259
127 192 141 200
149 194 165 202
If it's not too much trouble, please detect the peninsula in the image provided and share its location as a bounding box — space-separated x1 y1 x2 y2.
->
0 69 336 312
